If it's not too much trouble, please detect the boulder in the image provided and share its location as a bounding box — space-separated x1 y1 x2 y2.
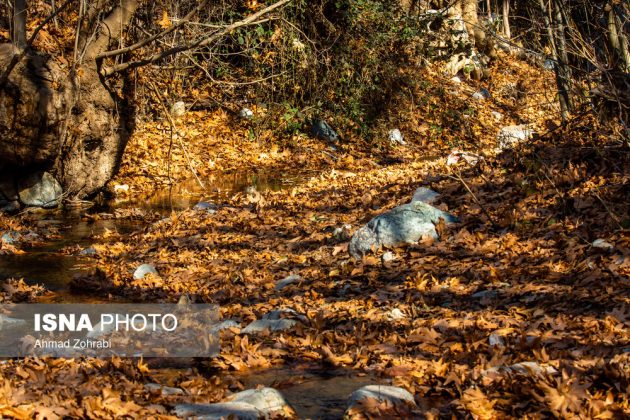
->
347 385 416 414
497 125 534 150
348 201 458 259
133 263 158 280
310 119 340 143
17 172 62 209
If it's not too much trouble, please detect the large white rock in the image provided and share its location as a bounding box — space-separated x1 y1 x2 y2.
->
348 201 458 259
497 125 534 150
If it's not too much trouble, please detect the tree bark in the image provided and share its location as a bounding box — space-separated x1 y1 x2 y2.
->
502 0 511 39
0 0 139 199
12 0 27 48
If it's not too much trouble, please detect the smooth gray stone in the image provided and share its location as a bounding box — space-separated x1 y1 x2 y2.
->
226 387 290 416
349 201 458 259
17 172 62 209
133 263 158 280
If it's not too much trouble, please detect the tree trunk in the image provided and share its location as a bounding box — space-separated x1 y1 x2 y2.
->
502 0 511 39
0 0 139 200
12 0 27 48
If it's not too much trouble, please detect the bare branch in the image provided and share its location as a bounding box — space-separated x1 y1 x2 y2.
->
100 0 292 77
96 0 209 60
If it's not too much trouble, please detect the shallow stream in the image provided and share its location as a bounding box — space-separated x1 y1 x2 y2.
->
0 169 383 419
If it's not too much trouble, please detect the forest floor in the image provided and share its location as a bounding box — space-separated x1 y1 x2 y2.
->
0 54 628 419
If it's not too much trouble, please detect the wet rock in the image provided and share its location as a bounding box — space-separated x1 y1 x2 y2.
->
210 320 241 333
144 383 185 396
174 387 292 419
1 231 22 244
275 274 302 290
171 101 186 118
239 108 254 119
347 385 416 413
497 125 534 150
348 201 459 259
225 387 291 417
193 201 217 213
311 119 340 144
18 172 62 209
592 239 614 252
410 187 439 204
133 263 158 280
388 129 406 146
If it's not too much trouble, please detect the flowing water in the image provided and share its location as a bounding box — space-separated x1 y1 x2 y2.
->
0 169 384 419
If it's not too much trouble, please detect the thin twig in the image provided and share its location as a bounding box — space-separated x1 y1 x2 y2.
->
101 0 292 76
147 80 206 191
448 170 498 228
